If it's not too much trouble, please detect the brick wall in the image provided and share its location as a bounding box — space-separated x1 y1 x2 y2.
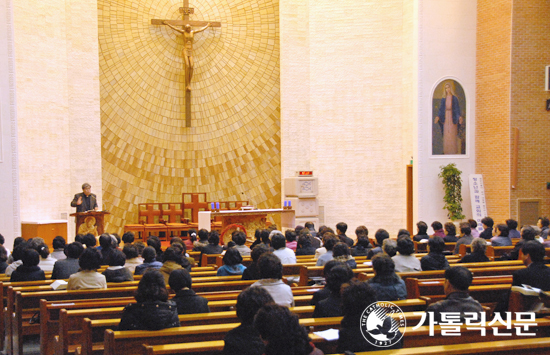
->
476 0 513 222
510 0 550 221
477 0 550 224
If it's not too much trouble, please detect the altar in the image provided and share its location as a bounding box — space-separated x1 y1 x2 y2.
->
198 209 295 244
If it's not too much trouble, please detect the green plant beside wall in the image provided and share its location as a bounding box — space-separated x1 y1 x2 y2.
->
438 163 466 221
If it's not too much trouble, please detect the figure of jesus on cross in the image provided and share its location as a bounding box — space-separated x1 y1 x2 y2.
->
152 0 221 92
164 22 210 91
151 0 221 126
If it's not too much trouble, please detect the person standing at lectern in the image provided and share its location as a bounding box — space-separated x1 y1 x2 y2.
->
71 183 98 212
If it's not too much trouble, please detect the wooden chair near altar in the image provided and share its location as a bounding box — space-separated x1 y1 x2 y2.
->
182 193 208 229
139 203 168 240
160 203 190 238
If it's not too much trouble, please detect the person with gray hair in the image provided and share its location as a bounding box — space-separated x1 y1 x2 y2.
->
71 183 98 212
458 238 489 263
382 238 397 257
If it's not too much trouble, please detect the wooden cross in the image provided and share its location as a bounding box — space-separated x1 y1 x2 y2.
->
151 0 221 127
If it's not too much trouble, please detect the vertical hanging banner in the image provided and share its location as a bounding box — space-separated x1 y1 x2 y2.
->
469 174 488 234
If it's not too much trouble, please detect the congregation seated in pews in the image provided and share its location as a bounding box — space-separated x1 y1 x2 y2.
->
2 214 550 355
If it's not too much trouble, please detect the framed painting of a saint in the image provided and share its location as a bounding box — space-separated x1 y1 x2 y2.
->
432 79 466 156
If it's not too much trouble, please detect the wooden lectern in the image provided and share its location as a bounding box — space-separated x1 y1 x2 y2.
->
70 211 110 236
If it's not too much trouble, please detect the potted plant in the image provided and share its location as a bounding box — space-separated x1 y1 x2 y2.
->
438 163 465 221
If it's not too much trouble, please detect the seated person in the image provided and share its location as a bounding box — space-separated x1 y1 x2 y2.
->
52 242 84 279
336 222 354 247
454 222 474 255
5 241 27 276
513 241 550 291
312 264 354 318
223 287 274 355
508 226 537 260
351 236 372 257
413 221 429 242
242 244 270 280
392 236 421 272
134 246 163 275
443 222 459 243
367 229 390 259
171 241 194 268
431 221 445 238
67 248 107 290
254 304 323 355
251 253 294 307
81 233 97 249
51 236 67 260
122 244 142 274
332 243 356 269
310 260 343 306
118 270 179 330
103 249 134 282
193 229 210 251
217 247 247 276
316 234 339 266
232 231 252 257
200 231 224 256
10 248 46 282
420 236 450 271
0 246 8 274
169 269 210 314
37 244 57 272
479 216 494 240
368 254 407 301
425 266 484 323
147 236 164 262
314 227 335 259
250 229 263 250
159 247 187 284
506 219 521 239
271 233 296 264
382 238 397 257
122 231 134 246
469 219 480 238
338 280 403 352
98 234 116 265
295 234 316 256
491 223 512 246
458 238 489 263
285 230 298 251
539 217 550 239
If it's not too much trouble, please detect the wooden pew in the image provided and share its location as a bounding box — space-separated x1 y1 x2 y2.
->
487 246 515 260
57 306 323 355
10 287 140 355
80 299 427 355
405 275 513 299
140 336 550 355
101 316 550 355
41 286 322 355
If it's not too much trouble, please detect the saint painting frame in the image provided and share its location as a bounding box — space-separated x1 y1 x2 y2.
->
431 78 468 157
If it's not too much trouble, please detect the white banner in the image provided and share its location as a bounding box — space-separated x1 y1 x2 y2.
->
469 174 488 234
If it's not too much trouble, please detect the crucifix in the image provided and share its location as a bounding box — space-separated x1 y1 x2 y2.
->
151 0 221 127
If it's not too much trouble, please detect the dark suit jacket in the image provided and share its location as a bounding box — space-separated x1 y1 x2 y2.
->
512 262 550 291
479 228 493 240
71 193 98 212
223 323 264 355
312 293 343 318
52 258 80 279
172 289 210 314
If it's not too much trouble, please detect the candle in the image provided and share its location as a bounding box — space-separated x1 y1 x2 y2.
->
288 200 292 207
211 202 215 210
216 202 220 210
